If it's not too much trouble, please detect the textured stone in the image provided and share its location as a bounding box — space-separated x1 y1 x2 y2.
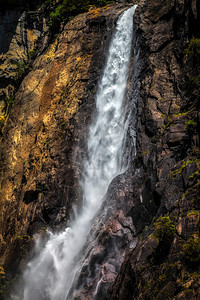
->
0 8 48 106
0 4 132 296
110 0 200 299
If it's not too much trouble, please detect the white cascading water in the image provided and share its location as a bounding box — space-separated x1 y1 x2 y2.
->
14 5 137 300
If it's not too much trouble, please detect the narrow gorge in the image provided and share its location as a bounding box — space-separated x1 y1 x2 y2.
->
0 0 200 299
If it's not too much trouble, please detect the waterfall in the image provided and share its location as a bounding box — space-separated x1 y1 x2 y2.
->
13 5 137 300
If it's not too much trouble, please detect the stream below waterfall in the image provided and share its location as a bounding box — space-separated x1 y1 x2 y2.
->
12 5 137 300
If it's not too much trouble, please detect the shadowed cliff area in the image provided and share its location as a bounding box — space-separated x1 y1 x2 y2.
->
111 0 200 299
1 0 44 11
0 12 21 54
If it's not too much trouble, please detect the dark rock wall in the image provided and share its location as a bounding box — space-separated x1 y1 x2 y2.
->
1 0 45 11
111 0 200 299
0 5 49 116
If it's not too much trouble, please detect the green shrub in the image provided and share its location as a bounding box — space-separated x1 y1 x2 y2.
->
49 0 90 34
148 216 175 264
184 38 200 59
48 0 113 35
184 38 200 68
186 119 197 134
154 216 175 244
13 60 28 79
181 236 200 268
5 95 14 106
151 216 175 264
184 38 200 78
28 49 36 59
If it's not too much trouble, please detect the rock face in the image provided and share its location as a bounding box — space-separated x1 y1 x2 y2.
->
0 0 200 299
0 2 132 297
110 0 200 299
0 2 49 124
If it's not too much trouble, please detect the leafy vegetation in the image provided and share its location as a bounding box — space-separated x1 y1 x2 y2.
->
48 0 114 35
168 158 199 179
12 60 28 80
187 210 200 217
186 119 197 134
184 38 200 66
28 48 36 60
5 95 14 106
150 216 176 264
154 216 175 244
181 235 200 268
184 38 200 88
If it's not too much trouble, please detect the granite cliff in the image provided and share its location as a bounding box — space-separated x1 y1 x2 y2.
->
0 0 200 299
111 0 200 299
